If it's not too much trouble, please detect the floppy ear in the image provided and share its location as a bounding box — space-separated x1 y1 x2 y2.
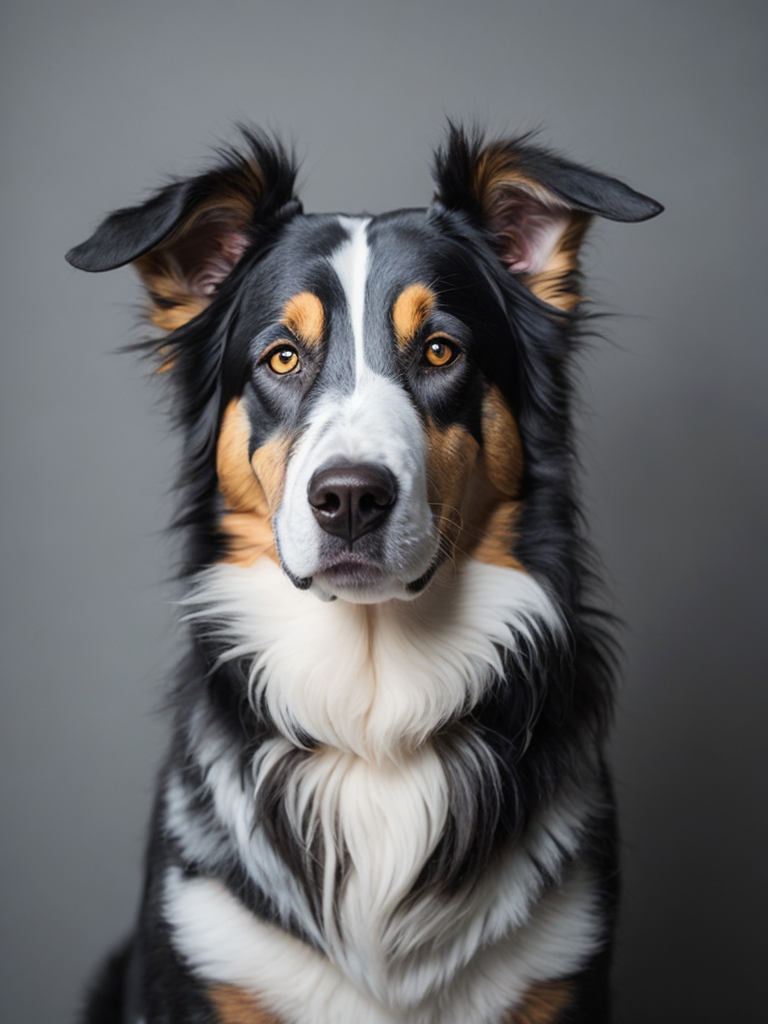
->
432 126 662 311
66 128 301 331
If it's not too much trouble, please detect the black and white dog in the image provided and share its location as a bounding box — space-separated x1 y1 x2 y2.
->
67 125 661 1024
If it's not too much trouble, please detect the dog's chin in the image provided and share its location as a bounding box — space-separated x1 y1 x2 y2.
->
312 561 408 604
283 553 440 605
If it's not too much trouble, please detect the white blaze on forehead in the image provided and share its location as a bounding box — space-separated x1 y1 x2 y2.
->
331 216 371 381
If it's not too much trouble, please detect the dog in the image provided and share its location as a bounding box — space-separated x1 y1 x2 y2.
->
67 125 661 1024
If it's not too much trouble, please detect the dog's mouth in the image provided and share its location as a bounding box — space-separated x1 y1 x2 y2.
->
282 549 443 602
405 554 443 594
320 553 385 590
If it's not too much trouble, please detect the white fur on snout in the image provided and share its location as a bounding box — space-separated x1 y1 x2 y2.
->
274 373 437 601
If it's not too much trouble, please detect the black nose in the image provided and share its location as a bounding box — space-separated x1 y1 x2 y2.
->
307 463 397 544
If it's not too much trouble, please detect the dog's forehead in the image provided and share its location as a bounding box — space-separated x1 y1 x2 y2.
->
262 209 454 320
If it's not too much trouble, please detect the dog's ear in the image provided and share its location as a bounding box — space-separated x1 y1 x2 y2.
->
431 126 662 311
66 128 301 331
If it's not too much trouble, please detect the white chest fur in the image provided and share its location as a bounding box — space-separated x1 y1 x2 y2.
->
186 557 562 762
165 558 603 1019
165 857 602 1024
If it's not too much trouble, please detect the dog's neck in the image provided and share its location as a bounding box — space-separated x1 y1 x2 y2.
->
186 555 562 764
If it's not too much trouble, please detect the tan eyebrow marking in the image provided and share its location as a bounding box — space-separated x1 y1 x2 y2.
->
392 283 436 349
280 292 325 348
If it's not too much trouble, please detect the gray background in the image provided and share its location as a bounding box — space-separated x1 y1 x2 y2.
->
1 1 766 1021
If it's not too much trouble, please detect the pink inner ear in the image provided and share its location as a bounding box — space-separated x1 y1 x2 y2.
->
171 220 250 299
189 228 249 297
488 197 570 276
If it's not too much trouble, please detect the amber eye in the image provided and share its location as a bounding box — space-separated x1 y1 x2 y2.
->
423 336 458 368
267 347 300 375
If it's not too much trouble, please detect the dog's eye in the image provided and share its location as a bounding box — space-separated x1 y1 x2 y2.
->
423 335 459 368
267 346 300 375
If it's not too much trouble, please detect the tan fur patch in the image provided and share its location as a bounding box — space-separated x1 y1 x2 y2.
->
444 385 525 572
425 404 527 573
527 212 591 312
251 436 290 512
217 400 267 511
425 419 479 557
135 250 208 332
192 166 265 223
462 497 523 572
473 146 558 211
209 984 284 1024
481 385 524 498
505 979 573 1023
392 283 436 349
216 399 290 567
472 143 591 312
281 292 325 348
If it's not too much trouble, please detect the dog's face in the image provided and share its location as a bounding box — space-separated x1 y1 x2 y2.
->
214 210 526 604
67 128 660 603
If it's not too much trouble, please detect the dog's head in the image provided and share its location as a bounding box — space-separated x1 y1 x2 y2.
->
67 127 660 604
